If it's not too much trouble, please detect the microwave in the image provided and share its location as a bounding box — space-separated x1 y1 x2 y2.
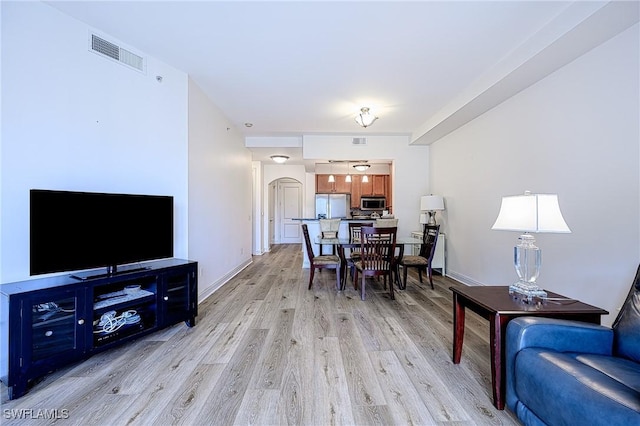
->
360 197 386 211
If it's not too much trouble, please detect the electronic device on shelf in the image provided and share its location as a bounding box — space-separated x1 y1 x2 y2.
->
93 288 154 310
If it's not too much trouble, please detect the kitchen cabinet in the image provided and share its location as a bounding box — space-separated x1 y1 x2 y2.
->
351 178 363 208
316 174 351 193
372 175 387 196
316 173 392 209
350 175 391 208
353 175 387 197
1 259 197 400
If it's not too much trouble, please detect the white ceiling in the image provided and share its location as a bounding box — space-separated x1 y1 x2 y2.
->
45 1 638 165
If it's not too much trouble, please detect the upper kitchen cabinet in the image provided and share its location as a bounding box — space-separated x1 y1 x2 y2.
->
371 175 387 196
354 175 388 196
350 175 391 208
316 174 351 193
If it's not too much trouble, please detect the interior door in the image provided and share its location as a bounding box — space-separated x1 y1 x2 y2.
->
279 181 302 244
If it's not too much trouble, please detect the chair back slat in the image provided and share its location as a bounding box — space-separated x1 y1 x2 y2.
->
419 225 440 260
360 226 397 271
349 222 373 243
348 222 372 257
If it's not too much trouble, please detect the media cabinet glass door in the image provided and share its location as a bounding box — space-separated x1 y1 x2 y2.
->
16 287 87 398
162 268 197 327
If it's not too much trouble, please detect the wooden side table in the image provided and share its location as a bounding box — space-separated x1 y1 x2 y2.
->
450 285 608 410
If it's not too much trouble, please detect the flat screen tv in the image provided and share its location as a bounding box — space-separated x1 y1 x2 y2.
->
30 189 174 278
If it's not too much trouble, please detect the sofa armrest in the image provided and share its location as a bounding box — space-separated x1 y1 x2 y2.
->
505 317 613 411
507 317 613 355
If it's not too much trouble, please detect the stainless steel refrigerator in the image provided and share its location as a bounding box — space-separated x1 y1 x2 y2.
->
315 194 351 219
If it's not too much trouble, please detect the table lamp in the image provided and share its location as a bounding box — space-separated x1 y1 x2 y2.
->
491 191 571 301
420 195 445 232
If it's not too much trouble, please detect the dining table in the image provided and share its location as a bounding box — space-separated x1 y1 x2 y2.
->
315 236 423 290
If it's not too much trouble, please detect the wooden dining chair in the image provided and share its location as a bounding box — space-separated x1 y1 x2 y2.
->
375 218 398 228
319 218 341 254
397 224 440 290
301 224 341 290
344 222 373 284
353 226 397 300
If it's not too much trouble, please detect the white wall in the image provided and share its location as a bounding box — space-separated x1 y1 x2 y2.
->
188 80 253 301
1 2 189 282
430 24 640 326
0 2 255 304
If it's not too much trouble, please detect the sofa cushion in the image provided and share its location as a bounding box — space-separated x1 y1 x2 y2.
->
612 265 640 362
515 348 640 425
576 353 640 393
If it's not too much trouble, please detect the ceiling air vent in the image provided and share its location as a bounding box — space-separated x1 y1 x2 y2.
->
90 33 145 73
352 137 367 145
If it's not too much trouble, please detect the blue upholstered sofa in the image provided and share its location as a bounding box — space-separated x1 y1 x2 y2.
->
506 265 640 425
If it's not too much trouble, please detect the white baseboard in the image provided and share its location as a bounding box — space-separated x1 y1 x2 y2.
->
445 270 486 287
197 258 253 303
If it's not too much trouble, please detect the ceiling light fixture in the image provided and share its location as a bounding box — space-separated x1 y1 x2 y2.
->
355 107 378 128
353 164 370 172
345 162 352 183
270 155 289 164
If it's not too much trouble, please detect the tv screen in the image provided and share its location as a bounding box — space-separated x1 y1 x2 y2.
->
30 189 174 276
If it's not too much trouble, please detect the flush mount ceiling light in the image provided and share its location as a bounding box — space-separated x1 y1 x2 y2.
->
355 107 378 128
353 164 371 172
270 155 289 164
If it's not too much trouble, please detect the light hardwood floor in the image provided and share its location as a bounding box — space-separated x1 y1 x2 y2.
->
1 244 519 425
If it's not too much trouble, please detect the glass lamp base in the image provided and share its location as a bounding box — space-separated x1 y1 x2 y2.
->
509 281 547 302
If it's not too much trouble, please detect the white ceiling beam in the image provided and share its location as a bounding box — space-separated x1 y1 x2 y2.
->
411 1 639 145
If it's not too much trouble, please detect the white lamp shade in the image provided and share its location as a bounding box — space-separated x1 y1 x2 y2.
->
420 195 445 211
491 193 571 233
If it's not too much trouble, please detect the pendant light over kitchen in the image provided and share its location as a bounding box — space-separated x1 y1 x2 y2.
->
345 162 352 183
353 163 370 182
